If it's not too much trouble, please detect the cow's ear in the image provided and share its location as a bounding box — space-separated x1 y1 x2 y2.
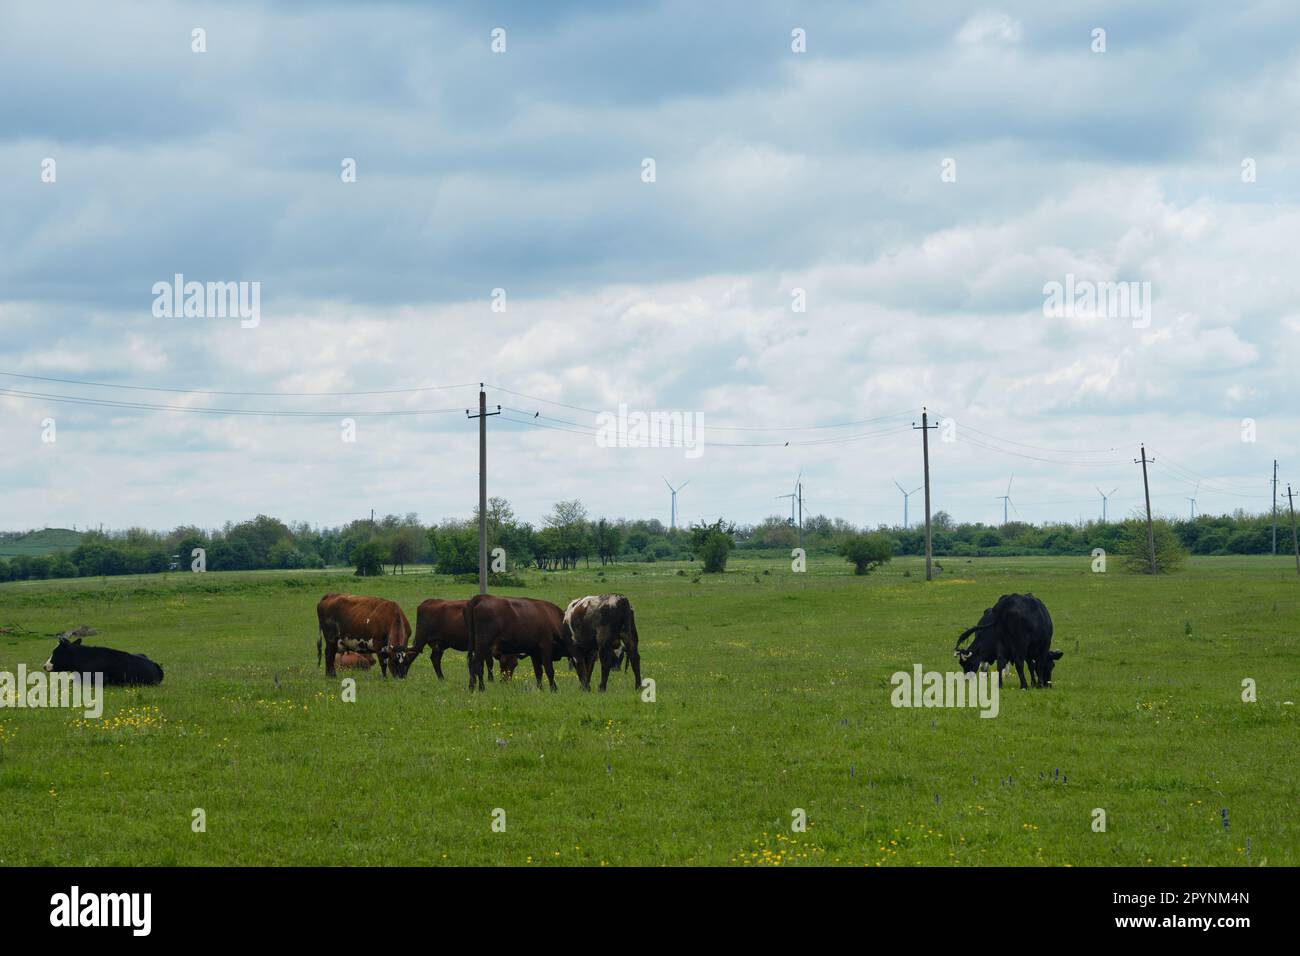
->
1050 650 1063 660
73 638 82 645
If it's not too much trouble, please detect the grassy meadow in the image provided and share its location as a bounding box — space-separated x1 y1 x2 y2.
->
0 554 1296 866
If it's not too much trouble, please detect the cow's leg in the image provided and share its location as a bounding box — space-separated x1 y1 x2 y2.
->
598 646 615 692
487 655 495 682
467 642 485 691
431 645 445 679
1012 658 1029 690
627 645 642 690
325 639 338 678
542 650 557 692
377 643 389 678
530 652 544 689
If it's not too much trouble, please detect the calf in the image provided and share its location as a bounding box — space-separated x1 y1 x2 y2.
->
562 594 642 692
43 636 163 686
335 651 375 670
316 593 411 678
463 594 572 691
954 593 1062 689
383 598 516 681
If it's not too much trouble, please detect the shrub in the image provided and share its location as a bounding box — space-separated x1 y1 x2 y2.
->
431 528 478 575
1122 518 1186 574
352 541 387 577
691 519 736 573
839 533 893 575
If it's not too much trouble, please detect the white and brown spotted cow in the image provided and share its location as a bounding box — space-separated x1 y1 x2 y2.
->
562 594 642 692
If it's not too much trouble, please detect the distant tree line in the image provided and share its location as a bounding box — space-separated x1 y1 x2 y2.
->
0 502 1288 583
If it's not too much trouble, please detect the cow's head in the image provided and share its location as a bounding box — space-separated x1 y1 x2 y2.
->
954 608 997 673
45 636 82 673
1037 649 1063 687
380 645 421 678
498 654 520 681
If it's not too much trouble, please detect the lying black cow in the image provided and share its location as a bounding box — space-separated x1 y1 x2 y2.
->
953 593 1061 689
43 636 164 686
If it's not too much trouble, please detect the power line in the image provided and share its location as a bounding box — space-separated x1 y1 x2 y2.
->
498 408 914 448
0 369 478 397
954 433 1131 467
0 386 465 418
490 384 915 433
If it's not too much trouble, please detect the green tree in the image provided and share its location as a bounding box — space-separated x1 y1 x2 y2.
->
352 540 387 577
839 532 893 575
1121 517 1186 574
691 518 736 573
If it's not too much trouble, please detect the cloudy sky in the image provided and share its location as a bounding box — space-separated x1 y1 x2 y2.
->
2 0 1297 533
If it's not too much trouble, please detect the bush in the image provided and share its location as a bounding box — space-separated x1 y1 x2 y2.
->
1122 518 1186 574
839 533 893 575
431 528 479 575
691 519 736 573
352 541 387 577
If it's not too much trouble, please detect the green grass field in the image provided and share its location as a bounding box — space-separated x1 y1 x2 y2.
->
0 555 1296 866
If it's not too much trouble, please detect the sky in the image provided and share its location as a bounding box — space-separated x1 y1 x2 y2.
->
2 0 1297 533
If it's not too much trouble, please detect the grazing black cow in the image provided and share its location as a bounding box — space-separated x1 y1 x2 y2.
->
953 593 1062 689
43 636 164 686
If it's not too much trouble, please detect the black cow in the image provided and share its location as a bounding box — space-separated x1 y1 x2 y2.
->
953 593 1061 689
43 636 164 686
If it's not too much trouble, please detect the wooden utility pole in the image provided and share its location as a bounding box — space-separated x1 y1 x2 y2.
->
466 386 501 595
1272 460 1279 556
913 409 938 581
1287 484 1299 577
1135 445 1157 574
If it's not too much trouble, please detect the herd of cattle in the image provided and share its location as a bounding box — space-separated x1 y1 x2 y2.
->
36 586 1062 693
315 592 644 692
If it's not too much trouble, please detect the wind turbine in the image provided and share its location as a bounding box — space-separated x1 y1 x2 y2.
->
996 475 1016 525
1095 486 1118 523
775 470 804 542
664 478 689 530
1187 481 1200 520
893 479 923 529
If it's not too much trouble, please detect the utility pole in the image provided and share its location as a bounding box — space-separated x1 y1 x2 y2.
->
1273 460 1279 556
1287 484 1299 577
466 385 501 595
1135 445 1157 575
913 408 938 581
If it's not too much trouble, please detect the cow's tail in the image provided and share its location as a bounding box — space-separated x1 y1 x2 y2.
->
623 605 639 670
317 629 323 667
463 596 479 667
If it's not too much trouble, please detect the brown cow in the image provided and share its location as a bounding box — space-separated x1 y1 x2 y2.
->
384 598 518 681
316 593 411 678
463 594 572 691
335 651 374 670
562 594 643 692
